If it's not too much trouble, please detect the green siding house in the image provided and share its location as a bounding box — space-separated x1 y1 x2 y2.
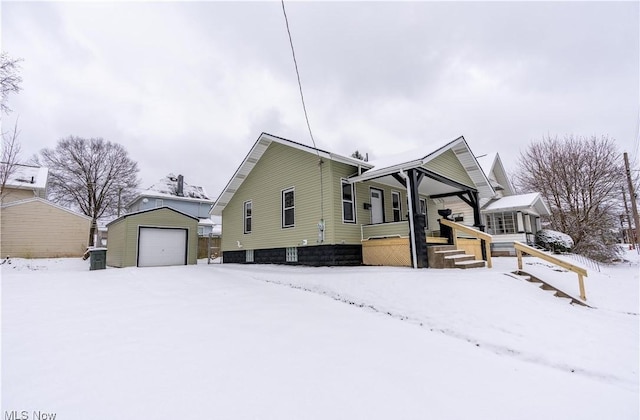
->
211 133 494 268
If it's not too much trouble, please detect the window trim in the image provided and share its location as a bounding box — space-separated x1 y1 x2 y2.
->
341 179 356 224
282 187 295 229
243 200 252 234
391 191 402 222
485 212 517 235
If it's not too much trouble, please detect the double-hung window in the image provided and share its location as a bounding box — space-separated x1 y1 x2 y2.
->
243 200 252 234
282 188 295 228
342 181 356 223
392 191 401 222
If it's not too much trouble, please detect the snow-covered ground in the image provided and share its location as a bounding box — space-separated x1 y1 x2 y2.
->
2 249 638 419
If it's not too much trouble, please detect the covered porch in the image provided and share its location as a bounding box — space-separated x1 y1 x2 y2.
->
347 136 494 268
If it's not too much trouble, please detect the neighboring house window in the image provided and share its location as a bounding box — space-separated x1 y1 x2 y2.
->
342 180 356 223
244 200 252 234
198 226 204 236
282 188 295 228
485 212 516 235
155 199 163 208
392 191 401 222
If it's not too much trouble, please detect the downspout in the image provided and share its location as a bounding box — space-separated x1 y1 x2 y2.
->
399 170 418 269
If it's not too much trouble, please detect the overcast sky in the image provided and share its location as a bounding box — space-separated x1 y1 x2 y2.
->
2 1 638 201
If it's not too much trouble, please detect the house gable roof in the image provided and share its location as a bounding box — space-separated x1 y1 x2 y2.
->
347 136 495 199
210 132 373 216
479 153 515 196
107 206 199 227
0 197 92 220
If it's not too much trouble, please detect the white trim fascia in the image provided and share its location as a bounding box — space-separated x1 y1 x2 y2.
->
211 132 371 217
1 197 92 221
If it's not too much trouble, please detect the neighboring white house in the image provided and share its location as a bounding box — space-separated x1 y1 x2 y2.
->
126 174 218 236
479 154 550 255
431 153 550 256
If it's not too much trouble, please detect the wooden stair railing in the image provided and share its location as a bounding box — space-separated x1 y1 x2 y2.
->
439 219 493 268
513 241 588 301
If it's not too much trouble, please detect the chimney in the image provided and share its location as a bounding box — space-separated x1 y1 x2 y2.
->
177 175 184 196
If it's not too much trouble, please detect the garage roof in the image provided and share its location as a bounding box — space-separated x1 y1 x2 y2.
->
107 206 198 227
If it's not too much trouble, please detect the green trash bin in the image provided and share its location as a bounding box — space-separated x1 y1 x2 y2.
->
89 248 107 270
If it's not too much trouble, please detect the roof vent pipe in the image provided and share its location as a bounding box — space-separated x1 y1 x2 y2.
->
177 175 184 197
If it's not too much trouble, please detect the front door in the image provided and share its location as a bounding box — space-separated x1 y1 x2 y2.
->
370 188 384 224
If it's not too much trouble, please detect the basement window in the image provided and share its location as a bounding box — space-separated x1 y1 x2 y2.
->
246 249 254 263
286 247 298 262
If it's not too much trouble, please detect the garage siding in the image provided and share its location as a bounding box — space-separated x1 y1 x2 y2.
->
107 207 198 267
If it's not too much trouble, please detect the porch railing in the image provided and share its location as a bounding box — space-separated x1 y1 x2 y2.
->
514 241 588 300
439 219 493 268
361 221 409 241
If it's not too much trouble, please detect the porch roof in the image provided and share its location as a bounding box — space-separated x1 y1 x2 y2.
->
346 136 494 199
482 192 551 216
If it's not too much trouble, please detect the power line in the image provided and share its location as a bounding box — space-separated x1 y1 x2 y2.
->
280 0 318 154
280 0 325 238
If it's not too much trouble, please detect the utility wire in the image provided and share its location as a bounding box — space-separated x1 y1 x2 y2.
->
281 0 325 233
281 0 318 154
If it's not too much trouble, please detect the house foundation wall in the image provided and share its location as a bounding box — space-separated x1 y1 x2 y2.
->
222 244 363 266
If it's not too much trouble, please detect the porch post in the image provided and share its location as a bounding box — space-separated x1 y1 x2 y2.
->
469 190 487 261
408 169 428 268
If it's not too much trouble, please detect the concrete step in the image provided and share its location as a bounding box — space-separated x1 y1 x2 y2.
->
509 270 592 308
435 249 466 255
444 254 476 268
455 260 486 269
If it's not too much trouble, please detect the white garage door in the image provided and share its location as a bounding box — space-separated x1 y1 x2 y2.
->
138 227 187 267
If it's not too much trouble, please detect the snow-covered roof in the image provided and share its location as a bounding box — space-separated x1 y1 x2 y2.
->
198 218 215 226
482 192 550 215
3 164 48 191
211 132 373 216
128 174 214 207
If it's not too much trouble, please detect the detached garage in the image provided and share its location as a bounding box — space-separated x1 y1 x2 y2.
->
106 207 198 268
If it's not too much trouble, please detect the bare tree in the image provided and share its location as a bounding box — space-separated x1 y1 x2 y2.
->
38 136 140 246
0 120 22 201
514 134 625 262
1 52 23 115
